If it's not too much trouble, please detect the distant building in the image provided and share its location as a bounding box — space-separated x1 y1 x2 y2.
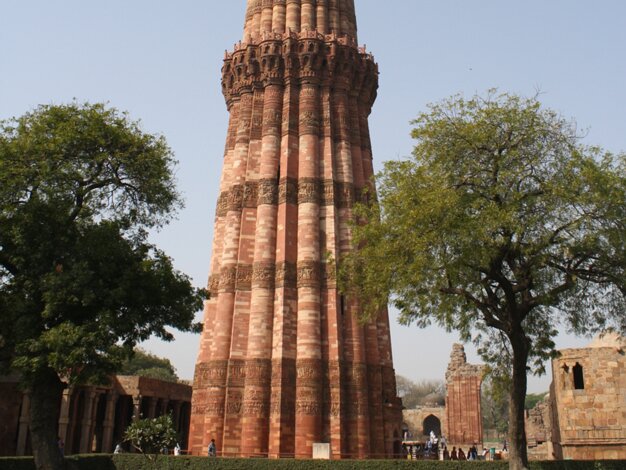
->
401 344 484 447
0 375 191 456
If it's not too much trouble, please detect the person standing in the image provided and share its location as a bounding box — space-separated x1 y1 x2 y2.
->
207 438 216 457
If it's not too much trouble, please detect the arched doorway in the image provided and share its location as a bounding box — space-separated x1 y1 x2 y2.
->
423 414 441 437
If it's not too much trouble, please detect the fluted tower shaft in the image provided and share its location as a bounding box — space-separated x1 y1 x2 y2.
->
190 0 402 458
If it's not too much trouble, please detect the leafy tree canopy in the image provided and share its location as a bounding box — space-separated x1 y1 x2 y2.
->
524 392 548 410
0 103 204 470
395 375 445 409
120 349 179 383
342 91 625 469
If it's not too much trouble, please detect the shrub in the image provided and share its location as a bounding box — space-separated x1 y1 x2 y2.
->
1 455 625 470
0 456 35 470
65 454 116 470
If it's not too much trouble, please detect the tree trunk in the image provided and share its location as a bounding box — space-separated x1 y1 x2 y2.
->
29 367 64 470
508 331 530 470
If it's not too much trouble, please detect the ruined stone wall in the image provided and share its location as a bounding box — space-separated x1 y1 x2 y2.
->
525 397 553 460
402 406 446 440
549 335 626 460
445 344 484 446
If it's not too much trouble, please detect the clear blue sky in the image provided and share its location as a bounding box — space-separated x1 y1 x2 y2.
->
2 1 625 392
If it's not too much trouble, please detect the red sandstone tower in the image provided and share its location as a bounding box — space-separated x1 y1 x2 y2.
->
445 344 484 447
190 0 402 459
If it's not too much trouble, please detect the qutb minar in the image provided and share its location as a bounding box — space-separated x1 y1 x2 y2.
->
190 0 402 458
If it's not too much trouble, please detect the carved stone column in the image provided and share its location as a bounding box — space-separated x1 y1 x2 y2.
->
132 394 142 422
79 389 97 453
57 387 72 451
101 392 118 453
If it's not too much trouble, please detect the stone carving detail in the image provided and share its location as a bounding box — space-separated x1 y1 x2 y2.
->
321 180 335 206
226 390 243 415
219 266 237 292
257 178 278 206
299 110 319 135
298 178 321 205
278 177 298 205
243 181 259 208
217 178 360 209
236 264 253 291
208 274 220 295
296 400 321 416
252 262 276 289
275 261 297 288
296 359 323 386
228 359 247 387
243 388 270 416
209 260 340 293
297 260 321 289
194 361 228 388
271 358 296 385
227 184 244 212
262 108 282 131
216 192 229 217
245 359 271 386
222 33 378 112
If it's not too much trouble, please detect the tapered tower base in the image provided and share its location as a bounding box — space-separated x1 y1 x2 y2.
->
190 1 402 459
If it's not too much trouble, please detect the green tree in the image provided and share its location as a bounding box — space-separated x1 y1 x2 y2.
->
120 348 179 382
396 375 445 409
524 392 547 410
124 414 179 466
341 92 625 470
0 103 204 470
482 374 510 440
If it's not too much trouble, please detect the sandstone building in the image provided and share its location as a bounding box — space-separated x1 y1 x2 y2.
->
190 0 402 459
526 333 626 460
0 375 191 456
400 345 483 447
445 343 484 447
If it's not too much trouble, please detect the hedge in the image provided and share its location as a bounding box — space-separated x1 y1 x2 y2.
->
1 455 624 470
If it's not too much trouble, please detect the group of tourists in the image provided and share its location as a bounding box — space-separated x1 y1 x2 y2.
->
403 431 489 461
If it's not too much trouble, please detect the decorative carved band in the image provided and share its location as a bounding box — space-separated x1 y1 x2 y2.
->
228 359 247 387
297 177 320 204
296 260 321 288
275 261 297 288
278 177 298 205
225 389 243 415
222 33 378 111
194 360 229 388
209 259 338 294
192 359 391 420
245 358 272 387
252 262 276 289
296 358 323 386
216 177 366 217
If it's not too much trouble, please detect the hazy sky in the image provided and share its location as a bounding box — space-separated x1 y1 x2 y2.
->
2 1 625 393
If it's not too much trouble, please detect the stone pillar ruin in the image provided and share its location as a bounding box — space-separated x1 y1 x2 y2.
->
190 0 402 459
445 344 484 447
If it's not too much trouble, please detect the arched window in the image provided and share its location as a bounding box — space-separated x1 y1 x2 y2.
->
573 362 584 390
423 414 441 437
